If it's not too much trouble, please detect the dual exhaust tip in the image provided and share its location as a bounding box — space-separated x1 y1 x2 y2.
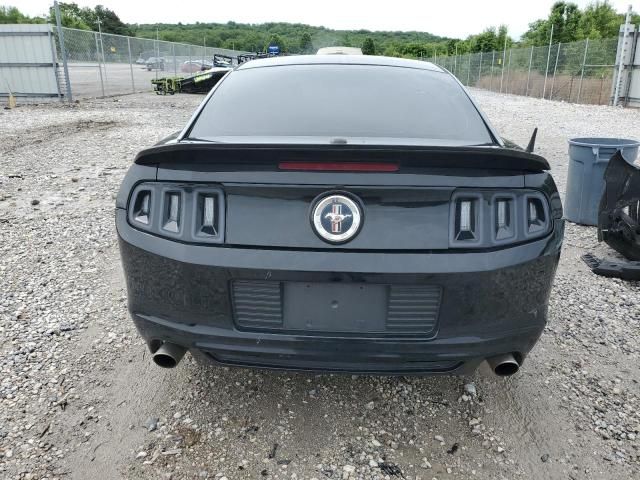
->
150 342 520 377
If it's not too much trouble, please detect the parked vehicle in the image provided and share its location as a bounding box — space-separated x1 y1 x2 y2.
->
136 50 156 65
316 46 363 55
117 55 564 377
146 57 165 71
181 60 213 73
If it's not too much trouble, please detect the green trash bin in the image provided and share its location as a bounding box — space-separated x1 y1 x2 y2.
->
565 137 639 225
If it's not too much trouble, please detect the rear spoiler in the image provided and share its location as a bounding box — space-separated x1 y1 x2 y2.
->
134 143 550 172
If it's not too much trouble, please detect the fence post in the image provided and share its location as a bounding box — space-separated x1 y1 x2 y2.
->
478 51 483 87
172 44 176 76
98 23 107 86
155 32 160 81
549 42 561 100
542 24 554 99
466 54 471 85
53 1 72 103
127 37 135 93
454 47 457 76
94 32 105 97
500 37 507 93
526 45 534 96
47 27 62 100
505 48 512 93
576 39 590 104
490 51 495 91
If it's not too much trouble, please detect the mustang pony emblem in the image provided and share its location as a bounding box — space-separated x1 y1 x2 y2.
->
311 194 362 243
325 204 352 233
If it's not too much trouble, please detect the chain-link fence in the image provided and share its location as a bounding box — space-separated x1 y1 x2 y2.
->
53 27 249 99
41 25 622 105
432 37 618 105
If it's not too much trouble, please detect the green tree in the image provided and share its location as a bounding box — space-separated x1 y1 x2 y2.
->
522 1 582 45
132 22 453 58
362 37 376 55
468 27 504 53
48 2 90 30
0 6 36 23
383 44 401 57
87 5 132 35
300 32 313 53
579 1 626 39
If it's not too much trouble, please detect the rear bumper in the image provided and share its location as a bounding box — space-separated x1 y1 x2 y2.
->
117 209 563 374
133 312 544 375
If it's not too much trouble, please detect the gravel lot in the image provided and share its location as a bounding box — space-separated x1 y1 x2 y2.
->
1 89 639 480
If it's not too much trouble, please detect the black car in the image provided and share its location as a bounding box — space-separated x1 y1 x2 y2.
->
116 55 564 376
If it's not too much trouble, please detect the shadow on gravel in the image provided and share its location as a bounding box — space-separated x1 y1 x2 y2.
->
114 356 519 479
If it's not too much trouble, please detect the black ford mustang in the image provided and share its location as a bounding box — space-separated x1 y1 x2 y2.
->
116 55 564 376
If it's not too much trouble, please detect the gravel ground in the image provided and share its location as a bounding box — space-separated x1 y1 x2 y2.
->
0 89 639 480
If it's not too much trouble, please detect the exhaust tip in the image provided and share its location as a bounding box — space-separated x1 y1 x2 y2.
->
151 342 187 368
493 361 519 377
486 353 520 377
153 353 178 368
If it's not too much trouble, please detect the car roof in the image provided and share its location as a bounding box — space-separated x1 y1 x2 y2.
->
237 54 444 73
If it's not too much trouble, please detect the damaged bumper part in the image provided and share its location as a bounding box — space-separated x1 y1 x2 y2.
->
598 151 640 261
581 253 640 281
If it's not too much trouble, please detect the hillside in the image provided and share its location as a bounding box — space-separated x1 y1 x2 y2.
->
131 21 453 56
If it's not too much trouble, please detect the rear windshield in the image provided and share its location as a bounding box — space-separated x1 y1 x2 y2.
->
188 64 494 145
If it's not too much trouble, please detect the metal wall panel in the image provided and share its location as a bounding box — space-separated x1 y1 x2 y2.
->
628 29 640 107
0 24 60 97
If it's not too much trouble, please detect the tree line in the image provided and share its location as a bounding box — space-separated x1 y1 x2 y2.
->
1 1 637 58
0 4 131 34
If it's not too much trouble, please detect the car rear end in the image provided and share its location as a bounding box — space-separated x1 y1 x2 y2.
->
116 57 563 375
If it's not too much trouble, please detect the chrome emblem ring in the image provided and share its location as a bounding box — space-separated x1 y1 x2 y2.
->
311 194 362 244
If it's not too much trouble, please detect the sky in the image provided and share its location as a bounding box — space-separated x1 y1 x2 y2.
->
13 0 636 39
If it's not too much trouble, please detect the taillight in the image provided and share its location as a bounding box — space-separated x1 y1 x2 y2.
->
494 196 516 242
450 190 551 248
526 196 547 235
454 198 477 241
128 183 225 243
132 190 151 225
194 192 221 239
162 192 182 233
